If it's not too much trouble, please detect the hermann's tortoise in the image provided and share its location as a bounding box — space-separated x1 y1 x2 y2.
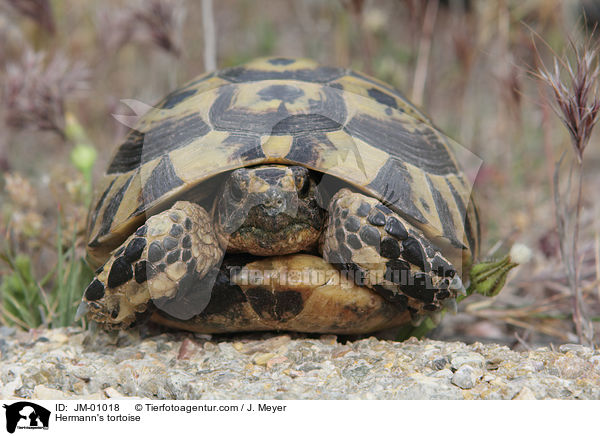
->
79 57 481 334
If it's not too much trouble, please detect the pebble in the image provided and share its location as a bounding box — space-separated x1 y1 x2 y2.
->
432 368 453 379
0 327 599 400
177 338 201 360
431 357 448 370
32 385 70 400
266 355 288 369
558 344 590 357
0 326 16 337
513 386 537 400
451 365 479 389
555 355 588 379
450 351 485 369
254 353 277 366
103 387 125 398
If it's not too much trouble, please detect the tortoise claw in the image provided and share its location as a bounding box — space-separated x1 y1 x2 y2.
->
449 276 466 296
410 313 426 327
443 298 458 314
75 301 89 321
430 311 443 326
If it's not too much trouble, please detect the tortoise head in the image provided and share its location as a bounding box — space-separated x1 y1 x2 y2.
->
214 165 325 255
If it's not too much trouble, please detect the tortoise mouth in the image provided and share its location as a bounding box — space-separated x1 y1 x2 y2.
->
227 219 321 256
234 220 310 240
239 207 310 232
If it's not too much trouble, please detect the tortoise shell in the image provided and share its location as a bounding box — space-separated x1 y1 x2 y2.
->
87 57 479 271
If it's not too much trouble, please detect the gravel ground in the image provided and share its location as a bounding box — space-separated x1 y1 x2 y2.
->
0 326 598 400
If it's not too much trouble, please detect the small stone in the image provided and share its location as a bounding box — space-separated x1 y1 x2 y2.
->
513 386 536 400
332 347 351 359
177 338 201 360
451 365 478 389
254 353 277 366
431 357 448 370
482 374 495 382
32 385 70 400
104 387 125 398
558 344 593 360
450 351 485 369
289 369 304 378
556 355 587 379
48 332 69 345
529 359 545 372
238 335 291 354
0 326 16 337
266 355 288 369
203 342 217 352
320 335 338 345
432 368 453 379
558 344 586 354
72 380 86 395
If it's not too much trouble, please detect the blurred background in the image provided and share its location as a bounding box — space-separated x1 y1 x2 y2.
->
0 0 599 348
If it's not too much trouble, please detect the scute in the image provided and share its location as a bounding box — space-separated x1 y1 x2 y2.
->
88 57 478 268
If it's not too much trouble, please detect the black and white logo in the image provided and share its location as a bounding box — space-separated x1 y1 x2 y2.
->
2 402 50 433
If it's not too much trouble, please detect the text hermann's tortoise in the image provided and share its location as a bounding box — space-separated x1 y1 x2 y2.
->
79 57 481 334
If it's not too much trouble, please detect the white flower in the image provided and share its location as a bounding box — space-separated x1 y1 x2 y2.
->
509 243 532 264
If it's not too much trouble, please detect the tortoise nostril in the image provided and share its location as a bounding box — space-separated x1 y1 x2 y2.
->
263 191 286 215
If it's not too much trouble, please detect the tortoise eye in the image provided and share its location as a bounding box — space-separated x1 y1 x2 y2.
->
296 175 310 196
293 168 310 196
230 179 244 202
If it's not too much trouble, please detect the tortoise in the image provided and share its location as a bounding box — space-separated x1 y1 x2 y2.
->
78 57 480 334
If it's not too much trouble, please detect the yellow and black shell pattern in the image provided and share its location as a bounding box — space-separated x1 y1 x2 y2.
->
87 57 479 271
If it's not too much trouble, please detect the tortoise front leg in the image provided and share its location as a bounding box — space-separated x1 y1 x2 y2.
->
321 189 463 322
80 201 224 330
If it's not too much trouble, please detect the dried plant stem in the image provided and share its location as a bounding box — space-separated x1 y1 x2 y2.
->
0 137 8 171
554 156 592 344
412 0 438 106
538 88 556 198
572 163 585 341
596 230 600 301
346 1 374 75
202 0 217 71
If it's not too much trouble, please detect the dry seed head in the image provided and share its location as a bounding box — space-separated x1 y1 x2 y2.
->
3 49 88 136
6 0 56 34
536 35 600 163
95 7 136 53
133 0 185 56
96 0 185 56
4 172 37 210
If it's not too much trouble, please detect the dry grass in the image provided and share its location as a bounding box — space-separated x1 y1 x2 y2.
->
4 48 88 137
534 30 600 345
0 0 599 347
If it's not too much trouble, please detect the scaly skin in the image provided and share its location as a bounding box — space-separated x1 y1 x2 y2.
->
321 189 463 322
83 201 223 329
81 165 326 329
